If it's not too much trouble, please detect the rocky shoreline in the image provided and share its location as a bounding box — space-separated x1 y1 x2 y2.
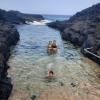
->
47 3 100 64
0 22 19 100
0 9 44 100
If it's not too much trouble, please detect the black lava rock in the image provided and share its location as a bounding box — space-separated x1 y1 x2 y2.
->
47 3 100 64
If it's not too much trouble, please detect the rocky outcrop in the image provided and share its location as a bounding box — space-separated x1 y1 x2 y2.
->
0 9 44 24
0 22 19 100
47 3 100 64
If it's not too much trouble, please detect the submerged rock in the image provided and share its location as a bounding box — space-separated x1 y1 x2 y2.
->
70 83 76 87
31 95 36 100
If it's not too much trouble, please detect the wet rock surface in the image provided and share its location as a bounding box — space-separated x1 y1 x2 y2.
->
47 3 100 64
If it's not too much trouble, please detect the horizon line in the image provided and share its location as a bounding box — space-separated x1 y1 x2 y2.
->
0 8 73 16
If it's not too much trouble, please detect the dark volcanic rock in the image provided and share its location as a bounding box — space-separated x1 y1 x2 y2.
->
47 20 69 31
23 13 44 22
47 3 100 63
0 23 19 100
0 9 44 24
0 78 13 100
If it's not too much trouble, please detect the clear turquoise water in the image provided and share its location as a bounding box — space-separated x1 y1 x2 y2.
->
8 15 100 99
14 25 65 61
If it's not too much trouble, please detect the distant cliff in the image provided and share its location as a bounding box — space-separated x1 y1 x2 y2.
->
0 9 44 24
0 9 44 100
48 3 100 63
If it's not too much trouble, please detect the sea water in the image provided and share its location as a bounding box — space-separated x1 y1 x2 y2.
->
8 15 100 100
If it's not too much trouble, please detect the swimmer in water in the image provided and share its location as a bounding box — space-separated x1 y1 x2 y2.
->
47 41 53 54
48 70 54 78
52 40 57 53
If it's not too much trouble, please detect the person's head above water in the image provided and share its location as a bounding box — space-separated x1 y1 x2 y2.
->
53 40 56 43
53 40 57 45
48 70 54 77
49 41 52 44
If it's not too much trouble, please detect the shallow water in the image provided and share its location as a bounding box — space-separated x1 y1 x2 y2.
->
8 24 100 100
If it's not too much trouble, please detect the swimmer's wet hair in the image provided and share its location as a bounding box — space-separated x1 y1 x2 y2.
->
53 40 56 42
49 71 54 74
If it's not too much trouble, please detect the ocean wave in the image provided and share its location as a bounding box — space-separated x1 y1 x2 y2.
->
26 20 52 25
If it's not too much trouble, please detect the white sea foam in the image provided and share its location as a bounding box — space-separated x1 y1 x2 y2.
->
26 20 52 25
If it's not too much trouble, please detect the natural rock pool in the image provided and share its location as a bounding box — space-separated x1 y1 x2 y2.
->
8 24 100 100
